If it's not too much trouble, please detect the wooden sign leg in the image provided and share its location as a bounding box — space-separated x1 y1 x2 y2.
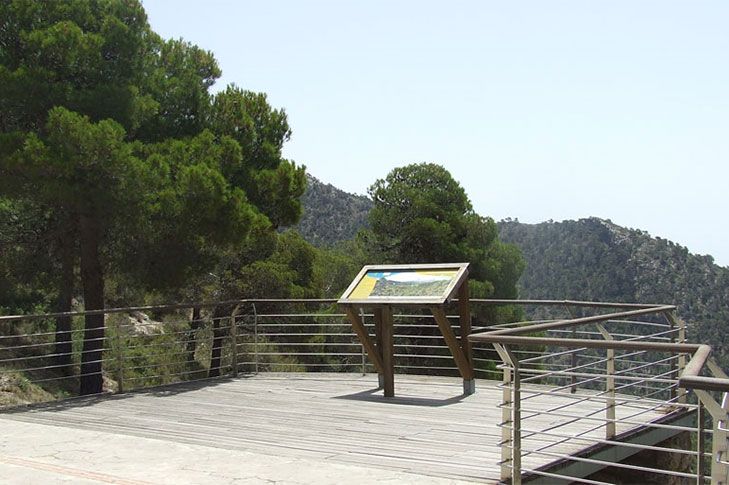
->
345 307 384 375
374 308 385 389
382 306 395 397
375 306 395 397
432 306 475 395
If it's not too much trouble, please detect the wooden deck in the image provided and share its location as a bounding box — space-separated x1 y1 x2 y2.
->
1 373 663 483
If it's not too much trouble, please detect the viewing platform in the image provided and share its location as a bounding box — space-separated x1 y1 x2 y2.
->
1 373 667 484
1 298 728 483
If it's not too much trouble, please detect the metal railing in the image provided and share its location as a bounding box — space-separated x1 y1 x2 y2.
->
0 299 500 404
1 298 728 483
470 300 729 484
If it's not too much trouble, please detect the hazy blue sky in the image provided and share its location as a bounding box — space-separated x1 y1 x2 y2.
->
144 1 729 266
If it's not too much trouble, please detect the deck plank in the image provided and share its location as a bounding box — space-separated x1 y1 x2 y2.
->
1 373 664 483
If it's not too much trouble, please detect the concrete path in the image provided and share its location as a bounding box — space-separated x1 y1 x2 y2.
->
0 418 470 485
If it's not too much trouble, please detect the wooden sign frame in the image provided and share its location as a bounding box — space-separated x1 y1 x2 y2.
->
338 263 470 306
339 263 475 397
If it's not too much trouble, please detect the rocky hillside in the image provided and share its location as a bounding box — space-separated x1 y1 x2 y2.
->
498 217 729 366
294 174 372 247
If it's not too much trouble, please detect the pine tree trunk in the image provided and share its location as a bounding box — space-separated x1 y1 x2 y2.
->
78 214 105 395
54 237 74 375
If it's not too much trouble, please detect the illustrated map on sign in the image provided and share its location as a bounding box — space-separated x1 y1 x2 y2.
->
348 269 459 299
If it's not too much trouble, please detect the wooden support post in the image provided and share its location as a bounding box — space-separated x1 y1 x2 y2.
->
432 306 474 382
345 306 385 375
458 282 475 394
360 308 366 376
374 307 385 389
380 306 395 397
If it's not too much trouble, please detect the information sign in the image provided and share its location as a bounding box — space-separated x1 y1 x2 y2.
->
338 263 469 305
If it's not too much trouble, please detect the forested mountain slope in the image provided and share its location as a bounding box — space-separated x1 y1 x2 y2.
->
294 174 372 247
498 218 729 365
297 180 729 365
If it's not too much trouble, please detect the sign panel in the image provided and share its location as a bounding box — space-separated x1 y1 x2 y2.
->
338 263 469 305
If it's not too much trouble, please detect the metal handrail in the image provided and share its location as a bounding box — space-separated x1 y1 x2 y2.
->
0 297 664 323
468 302 729 484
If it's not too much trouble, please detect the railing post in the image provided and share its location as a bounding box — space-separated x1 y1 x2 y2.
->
494 343 521 485
666 310 688 404
698 401 706 484
458 281 475 395
713 393 729 484
677 316 687 404
596 323 616 439
564 304 578 394
115 319 124 394
695 390 729 484
499 346 513 483
230 305 239 378
512 351 522 485
252 303 259 374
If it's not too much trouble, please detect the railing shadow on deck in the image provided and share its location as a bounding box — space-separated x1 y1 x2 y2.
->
0 374 251 414
2 297 728 483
